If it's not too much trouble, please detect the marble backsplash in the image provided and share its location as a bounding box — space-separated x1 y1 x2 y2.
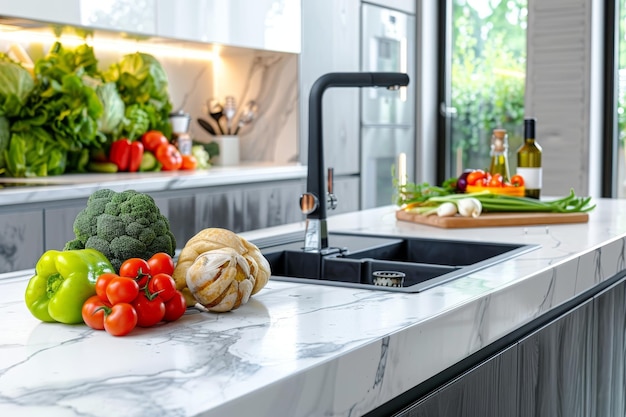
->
0 35 300 165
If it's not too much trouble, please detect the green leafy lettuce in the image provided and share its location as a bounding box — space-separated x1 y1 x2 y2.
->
6 42 105 176
105 52 173 139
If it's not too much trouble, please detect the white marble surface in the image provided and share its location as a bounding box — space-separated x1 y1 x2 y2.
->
2 200 626 416
0 163 306 206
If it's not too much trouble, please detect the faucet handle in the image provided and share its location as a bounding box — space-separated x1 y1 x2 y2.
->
327 167 337 211
300 192 319 215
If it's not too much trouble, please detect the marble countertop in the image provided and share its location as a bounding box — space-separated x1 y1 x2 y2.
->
0 163 307 206
2 199 626 416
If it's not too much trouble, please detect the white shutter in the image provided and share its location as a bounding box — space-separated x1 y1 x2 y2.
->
525 0 597 196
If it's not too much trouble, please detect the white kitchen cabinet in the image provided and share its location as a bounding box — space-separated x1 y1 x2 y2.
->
155 0 301 53
0 0 82 27
363 0 415 14
0 0 298 53
0 0 157 35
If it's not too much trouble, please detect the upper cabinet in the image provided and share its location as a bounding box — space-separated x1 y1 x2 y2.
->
156 0 301 53
0 0 300 53
363 0 415 14
0 0 157 35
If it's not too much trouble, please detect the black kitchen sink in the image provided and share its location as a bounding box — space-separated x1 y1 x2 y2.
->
254 232 538 293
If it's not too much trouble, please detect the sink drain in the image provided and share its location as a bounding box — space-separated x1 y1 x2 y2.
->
372 271 406 288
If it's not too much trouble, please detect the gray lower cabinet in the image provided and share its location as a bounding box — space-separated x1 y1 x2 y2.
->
44 203 86 251
331 176 360 216
153 194 195 249
517 299 594 417
195 188 245 233
393 296 599 417
0 178 312 275
395 344 519 417
593 278 626 417
243 179 305 231
0 209 44 272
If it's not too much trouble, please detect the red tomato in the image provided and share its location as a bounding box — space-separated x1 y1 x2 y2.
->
163 291 187 322
106 276 140 305
104 303 138 337
141 130 168 152
82 295 111 330
149 273 177 302
119 258 151 287
488 173 504 187
466 170 485 186
510 174 525 187
180 154 198 170
155 143 183 171
132 292 165 327
147 252 175 276
96 272 119 303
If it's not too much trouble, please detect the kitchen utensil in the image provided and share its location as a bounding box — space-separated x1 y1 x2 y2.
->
223 96 237 135
169 111 191 134
170 111 192 155
197 118 218 136
208 99 225 135
233 100 258 135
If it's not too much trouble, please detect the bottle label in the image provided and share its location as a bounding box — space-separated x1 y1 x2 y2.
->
516 167 542 190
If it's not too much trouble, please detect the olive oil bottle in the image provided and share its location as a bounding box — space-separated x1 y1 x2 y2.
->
516 118 542 198
489 128 510 182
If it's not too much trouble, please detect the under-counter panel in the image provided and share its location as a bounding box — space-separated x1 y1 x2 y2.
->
44 204 86 252
0 210 43 273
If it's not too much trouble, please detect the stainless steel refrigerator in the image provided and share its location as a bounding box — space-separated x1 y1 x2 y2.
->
360 3 415 209
299 0 415 214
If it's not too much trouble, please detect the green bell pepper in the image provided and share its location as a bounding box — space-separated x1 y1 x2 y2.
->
25 249 115 324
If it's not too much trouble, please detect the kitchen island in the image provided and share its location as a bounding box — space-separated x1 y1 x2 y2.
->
1 199 626 416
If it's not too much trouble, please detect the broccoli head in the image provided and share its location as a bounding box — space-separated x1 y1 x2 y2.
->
64 189 177 271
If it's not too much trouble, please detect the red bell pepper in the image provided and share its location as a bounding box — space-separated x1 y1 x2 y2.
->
109 139 144 172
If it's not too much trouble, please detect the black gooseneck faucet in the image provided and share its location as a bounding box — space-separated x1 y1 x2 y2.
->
300 72 410 252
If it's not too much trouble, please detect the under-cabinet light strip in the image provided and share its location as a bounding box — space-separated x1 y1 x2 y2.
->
0 29 216 61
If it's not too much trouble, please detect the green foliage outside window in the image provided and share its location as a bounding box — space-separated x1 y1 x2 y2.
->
451 0 527 172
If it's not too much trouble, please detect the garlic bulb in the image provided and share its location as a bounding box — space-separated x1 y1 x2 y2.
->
457 197 482 218
436 202 458 217
186 247 255 312
173 228 270 298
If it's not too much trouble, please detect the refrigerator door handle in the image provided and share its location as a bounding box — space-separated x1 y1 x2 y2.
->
440 102 457 118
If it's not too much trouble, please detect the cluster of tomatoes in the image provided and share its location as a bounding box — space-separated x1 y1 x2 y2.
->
81 253 187 337
142 130 197 171
458 169 525 191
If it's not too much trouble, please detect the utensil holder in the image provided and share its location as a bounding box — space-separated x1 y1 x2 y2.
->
215 135 240 166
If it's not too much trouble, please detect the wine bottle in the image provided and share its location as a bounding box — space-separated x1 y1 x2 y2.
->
516 118 542 198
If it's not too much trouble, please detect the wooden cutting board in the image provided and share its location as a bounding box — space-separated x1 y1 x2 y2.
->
396 210 589 229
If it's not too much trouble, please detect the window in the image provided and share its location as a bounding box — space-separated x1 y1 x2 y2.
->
441 0 528 181
616 0 626 197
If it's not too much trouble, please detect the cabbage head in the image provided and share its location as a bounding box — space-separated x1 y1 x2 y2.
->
96 81 125 134
0 57 34 117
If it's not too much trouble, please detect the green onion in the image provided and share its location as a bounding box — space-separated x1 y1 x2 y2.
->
403 189 595 215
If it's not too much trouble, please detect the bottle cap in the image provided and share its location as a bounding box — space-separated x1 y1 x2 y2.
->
492 129 507 152
493 129 507 139
524 118 536 138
